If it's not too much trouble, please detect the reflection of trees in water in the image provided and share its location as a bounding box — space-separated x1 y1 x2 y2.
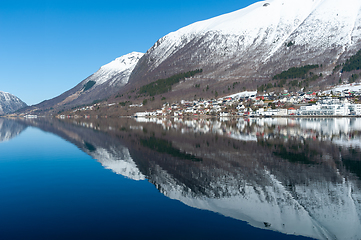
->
127 120 354 193
140 136 202 162
125 120 361 239
258 132 361 186
340 147 361 180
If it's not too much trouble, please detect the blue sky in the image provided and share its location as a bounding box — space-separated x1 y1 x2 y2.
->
1 0 258 105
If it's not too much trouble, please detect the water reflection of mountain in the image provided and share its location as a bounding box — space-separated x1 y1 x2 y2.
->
18 118 145 181
16 117 361 240
0 118 27 142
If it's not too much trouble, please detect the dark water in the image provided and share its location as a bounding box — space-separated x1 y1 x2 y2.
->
1 117 361 240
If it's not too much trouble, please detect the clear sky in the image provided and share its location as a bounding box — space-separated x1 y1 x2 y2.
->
1 0 259 105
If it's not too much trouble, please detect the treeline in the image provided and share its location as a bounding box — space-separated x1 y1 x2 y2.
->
343 49 361 72
138 69 203 96
260 65 322 91
349 73 360 83
273 65 319 80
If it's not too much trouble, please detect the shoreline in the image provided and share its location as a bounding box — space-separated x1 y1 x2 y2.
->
3 113 361 120
131 114 361 119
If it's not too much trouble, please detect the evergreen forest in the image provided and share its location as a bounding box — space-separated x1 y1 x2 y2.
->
138 69 203 96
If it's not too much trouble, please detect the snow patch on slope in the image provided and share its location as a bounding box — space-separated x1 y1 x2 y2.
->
323 82 361 94
226 90 257 99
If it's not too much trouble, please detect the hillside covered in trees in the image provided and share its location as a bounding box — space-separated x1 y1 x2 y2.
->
138 69 203 96
343 49 361 72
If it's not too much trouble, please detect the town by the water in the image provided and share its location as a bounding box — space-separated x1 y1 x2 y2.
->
54 83 361 119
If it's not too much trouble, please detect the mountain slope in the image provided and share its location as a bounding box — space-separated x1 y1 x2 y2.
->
127 0 361 98
22 52 143 114
0 91 27 115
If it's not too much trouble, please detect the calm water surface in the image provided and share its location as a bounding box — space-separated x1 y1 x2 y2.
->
1 117 360 240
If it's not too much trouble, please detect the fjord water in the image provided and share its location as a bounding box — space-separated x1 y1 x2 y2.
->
1 118 360 240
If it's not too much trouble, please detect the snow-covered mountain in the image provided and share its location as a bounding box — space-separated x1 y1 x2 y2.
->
129 0 361 95
22 52 143 114
0 91 27 115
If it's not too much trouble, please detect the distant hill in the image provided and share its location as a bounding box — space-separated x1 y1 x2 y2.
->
0 91 27 115
19 52 143 115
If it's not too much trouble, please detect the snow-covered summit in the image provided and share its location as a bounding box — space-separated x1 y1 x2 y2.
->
142 0 361 76
172 0 319 36
85 52 144 87
0 91 18 102
100 52 144 72
166 0 361 47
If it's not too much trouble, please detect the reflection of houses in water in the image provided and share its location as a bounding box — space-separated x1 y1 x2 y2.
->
299 118 350 134
133 117 361 148
296 118 361 146
299 118 361 134
333 137 361 149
